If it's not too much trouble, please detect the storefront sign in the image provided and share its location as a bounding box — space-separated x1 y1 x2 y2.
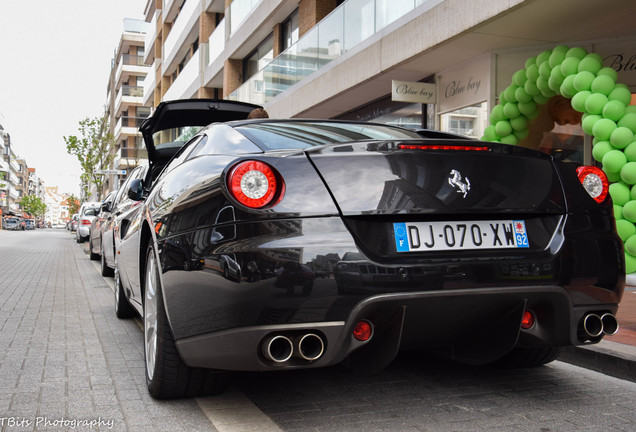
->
437 54 490 114
593 39 636 87
391 81 436 104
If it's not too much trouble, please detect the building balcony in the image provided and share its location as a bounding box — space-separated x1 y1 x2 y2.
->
114 116 145 141
144 8 161 65
115 54 148 90
143 60 158 106
163 0 201 75
114 147 148 170
114 85 144 117
163 51 200 101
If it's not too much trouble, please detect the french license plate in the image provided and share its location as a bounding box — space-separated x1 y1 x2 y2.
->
393 220 529 252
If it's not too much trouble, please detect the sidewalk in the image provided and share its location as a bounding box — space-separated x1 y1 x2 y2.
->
558 276 636 382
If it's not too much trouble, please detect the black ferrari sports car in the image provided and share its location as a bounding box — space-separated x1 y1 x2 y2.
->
113 99 624 399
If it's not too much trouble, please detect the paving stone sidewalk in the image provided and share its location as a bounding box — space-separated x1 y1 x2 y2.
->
0 230 217 432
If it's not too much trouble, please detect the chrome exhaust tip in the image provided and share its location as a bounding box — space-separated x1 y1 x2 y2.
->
262 335 294 363
297 333 325 361
601 313 619 336
582 313 603 338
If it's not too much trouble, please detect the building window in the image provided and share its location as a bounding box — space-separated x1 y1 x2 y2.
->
244 34 274 82
282 9 299 51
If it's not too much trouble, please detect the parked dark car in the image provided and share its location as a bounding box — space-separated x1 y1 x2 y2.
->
112 99 624 399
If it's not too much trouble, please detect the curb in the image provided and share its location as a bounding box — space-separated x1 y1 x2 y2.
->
558 340 636 383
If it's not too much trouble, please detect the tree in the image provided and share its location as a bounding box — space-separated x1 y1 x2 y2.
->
64 113 115 200
65 193 81 216
19 194 47 220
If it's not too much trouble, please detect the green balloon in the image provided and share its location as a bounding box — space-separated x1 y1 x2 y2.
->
525 57 537 69
618 112 636 133
593 118 618 141
513 69 527 87
625 252 636 274
578 53 603 74
536 50 552 66
566 46 588 59
626 106 636 114
626 235 636 257
573 71 595 92
597 67 618 82
526 64 540 82
524 80 540 96
510 115 528 131
611 127 634 149
624 141 636 162
500 134 518 145
614 204 623 220
585 93 608 115
504 85 519 103
582 114 601 135
518 101 537 117
503 103 520 119
602 100 626 122
571 90 591 113
591 75 615 96
610 182 631 205
549 50 566 68
592 140 614 162
553 45 569 54
602 149 627 172
536 77 555 98
548 76 563 93
617 220 636 241
514 87 533 103
609 86 633 105
621 162 636 184
560 57 580 76
491 104 505 124
607 170 622 183
514 129 529 140
533 93 549 105
560 75 577 98
539 62 552 79
623 200 636 222
483 125 499 141
499 91 508 105
495 120 512 137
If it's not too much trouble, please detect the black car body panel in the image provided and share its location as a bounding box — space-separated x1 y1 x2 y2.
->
113 106 623 389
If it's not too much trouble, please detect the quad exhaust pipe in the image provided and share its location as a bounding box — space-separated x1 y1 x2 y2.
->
262 333 326 363
580 312 619 341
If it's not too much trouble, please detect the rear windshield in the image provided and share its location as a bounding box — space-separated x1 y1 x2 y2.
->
235 121 421 151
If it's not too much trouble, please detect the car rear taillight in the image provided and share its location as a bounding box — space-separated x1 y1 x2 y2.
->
576 166 609 203
81 219 92 225
228 160 284 209
397 144 490 151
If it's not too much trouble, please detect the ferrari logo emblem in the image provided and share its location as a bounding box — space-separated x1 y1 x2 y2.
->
448 169 470 198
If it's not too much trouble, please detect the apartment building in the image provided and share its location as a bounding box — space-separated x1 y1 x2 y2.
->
140 0 635 146
103 18 152 197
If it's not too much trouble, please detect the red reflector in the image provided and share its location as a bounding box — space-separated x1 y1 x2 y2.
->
521 310 535 330
352 321 373 341
576 166 609 203
398 144 490 151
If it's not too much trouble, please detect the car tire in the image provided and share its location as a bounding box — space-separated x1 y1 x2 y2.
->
101 242 114 277
144 243 227 399
114 260 136 319
492 347 561 368
89 238 100 261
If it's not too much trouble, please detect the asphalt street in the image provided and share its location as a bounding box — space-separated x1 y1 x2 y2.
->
1 228 636 431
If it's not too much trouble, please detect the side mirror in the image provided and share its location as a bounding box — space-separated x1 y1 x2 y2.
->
127 179 144 201
100 202 110 213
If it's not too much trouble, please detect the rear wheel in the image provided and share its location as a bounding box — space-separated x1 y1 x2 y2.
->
114 260 135 319
89 238 99 261
144 243 227 399
100 241 114 277
492 347 561 368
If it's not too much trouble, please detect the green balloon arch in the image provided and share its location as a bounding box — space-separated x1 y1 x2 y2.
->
481 45 636 273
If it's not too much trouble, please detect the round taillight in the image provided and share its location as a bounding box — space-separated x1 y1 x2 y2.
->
521 310 535 330
576 166 608 203
228 160 283 208
352 320 373 342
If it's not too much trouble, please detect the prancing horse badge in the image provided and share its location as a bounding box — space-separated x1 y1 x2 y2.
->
448 169 470 198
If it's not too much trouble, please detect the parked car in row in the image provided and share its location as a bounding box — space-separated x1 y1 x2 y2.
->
76 202 101 243
2 217 22 230
105 99 622 400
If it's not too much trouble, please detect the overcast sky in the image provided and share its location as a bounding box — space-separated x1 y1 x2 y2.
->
0 0 147 196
